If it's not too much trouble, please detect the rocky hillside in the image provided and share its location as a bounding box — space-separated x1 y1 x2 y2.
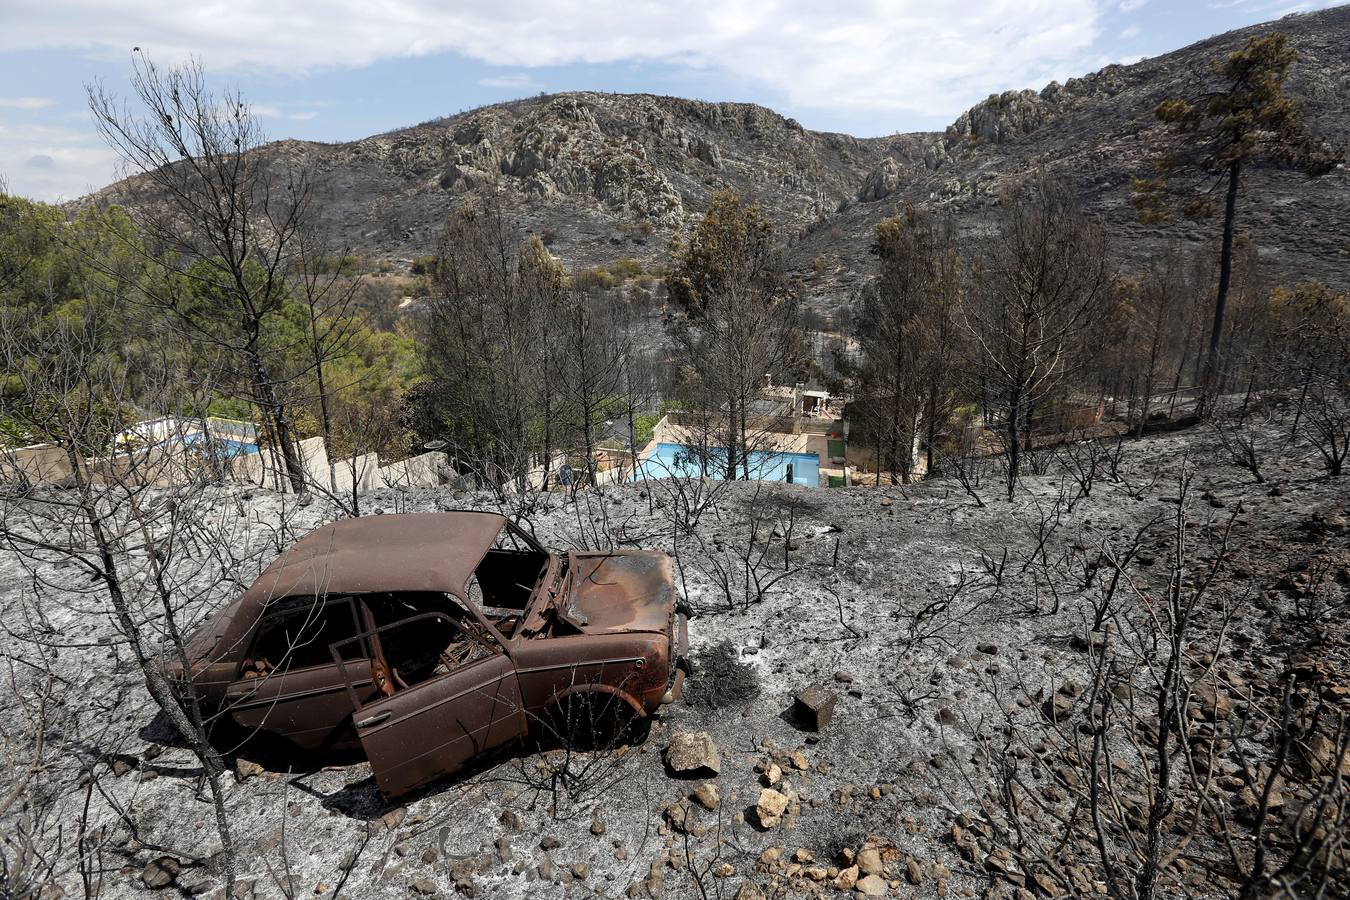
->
3 419 1348 898
85 7 1350 296
799 4 1350 300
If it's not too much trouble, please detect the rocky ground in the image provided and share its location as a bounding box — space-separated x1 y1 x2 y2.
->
1 419 1347 899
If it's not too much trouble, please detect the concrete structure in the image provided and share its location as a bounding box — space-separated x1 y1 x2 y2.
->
0 443 75 486
2 417 448 499
379 451 449 490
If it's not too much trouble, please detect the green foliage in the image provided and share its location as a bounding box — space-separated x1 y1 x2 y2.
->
0 193 421 462
409 255 437 276
574 256 646 291
311 254 363 275
1135 33 1342 222
668 189 781 316
633 412 661 448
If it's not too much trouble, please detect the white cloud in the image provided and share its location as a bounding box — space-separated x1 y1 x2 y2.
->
250 103 283 118
0 96 56 109
0 1 1106 117
479 73 544 92
0 119 120 201
288 110 318 121
1118 0 1146 11
1121 24 1142 37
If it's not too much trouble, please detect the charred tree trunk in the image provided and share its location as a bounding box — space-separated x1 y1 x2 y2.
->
1200 159 1241 418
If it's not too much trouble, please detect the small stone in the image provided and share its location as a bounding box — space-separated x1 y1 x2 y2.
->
856 848 883 876
761 762 783 786
410 877 437 895
906 858 922 885
591 819 606 836
141 857 181 890
379 807 407 831
977 642 998 655
1191 681 1233 721
540 836 561 851
571 863 589 880
835 865 860 890
692 783 721 811
1042 693 1075 723
234 757 265 782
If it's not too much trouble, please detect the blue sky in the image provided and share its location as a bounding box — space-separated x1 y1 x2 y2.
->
0 0 1343 201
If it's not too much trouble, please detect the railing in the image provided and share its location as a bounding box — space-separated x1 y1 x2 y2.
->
662 410 845 437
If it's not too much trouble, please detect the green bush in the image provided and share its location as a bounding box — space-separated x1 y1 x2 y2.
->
633 413 661 447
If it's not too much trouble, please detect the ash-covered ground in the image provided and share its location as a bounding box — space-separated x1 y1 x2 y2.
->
2 423 1347 899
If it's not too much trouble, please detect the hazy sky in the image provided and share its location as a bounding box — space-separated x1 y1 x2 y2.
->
0 0 1342 201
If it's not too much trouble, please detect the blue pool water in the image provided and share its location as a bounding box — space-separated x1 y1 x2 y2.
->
181 433 260 457
633 443 820 486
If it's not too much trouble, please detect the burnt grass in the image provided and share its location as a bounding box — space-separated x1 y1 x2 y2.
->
1 420 1348 899
681 640 762 710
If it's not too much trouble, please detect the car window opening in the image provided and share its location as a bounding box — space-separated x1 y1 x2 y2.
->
377 615 494 690
470 525 549 638
245 596 361 677
362 593 498 692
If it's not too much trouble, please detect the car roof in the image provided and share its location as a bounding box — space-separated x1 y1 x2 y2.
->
242 511 508 607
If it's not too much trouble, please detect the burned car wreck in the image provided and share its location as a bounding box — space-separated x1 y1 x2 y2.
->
168 511 690 798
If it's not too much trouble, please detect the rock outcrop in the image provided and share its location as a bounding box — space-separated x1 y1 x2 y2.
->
80 6 1350 293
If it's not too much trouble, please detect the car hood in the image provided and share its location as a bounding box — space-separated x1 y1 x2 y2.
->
562 551 676 635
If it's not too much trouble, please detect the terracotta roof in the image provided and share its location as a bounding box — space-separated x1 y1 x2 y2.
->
243 511 506 604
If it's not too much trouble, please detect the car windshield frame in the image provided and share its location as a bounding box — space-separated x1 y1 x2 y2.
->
457 521 556 637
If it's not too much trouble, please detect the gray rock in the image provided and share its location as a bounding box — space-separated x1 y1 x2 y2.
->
793 685 837 732
664 731 721 776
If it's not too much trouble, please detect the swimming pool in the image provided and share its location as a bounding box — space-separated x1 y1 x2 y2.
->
633 443 821 486
180 432 260 458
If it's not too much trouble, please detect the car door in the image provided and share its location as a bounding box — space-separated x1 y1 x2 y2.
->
224 596 379 750
332 611 527 798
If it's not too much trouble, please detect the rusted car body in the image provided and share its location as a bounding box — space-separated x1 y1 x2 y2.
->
169 511 689 798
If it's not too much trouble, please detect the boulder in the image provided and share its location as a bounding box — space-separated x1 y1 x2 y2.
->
1042 692 1075 723
665 732 721 776
734 881 765 900
855 848 883 876
855 873 888 896
755 789 790 829
793 685 837 732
